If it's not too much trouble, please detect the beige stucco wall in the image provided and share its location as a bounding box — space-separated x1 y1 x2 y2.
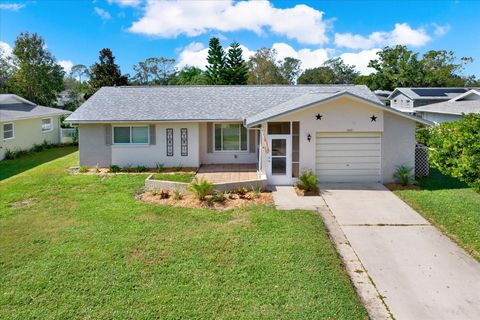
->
0 116 61 160
79 122 200 168
266 96 383 174
198 122 257 164
78 124 112 167
381 112 416 183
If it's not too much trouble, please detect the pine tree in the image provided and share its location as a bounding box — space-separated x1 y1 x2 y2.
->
205 37 226 85
225 41 248 85
89 48 128 93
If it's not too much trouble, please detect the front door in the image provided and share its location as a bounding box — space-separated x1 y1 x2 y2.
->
267 135 291 185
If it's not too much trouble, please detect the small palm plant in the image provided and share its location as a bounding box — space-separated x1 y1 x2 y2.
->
297 171 319 194
393 165 413 186
188 178 214 201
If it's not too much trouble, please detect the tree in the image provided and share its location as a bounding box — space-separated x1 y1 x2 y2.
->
205 37 226 84
297 66 335 84
224 41 248 85
70 64 89 83
279 57 302 85
324 58 360 84
62 77 86 111
132 57 176 85
363 45 474 90
169 66 207 85
9 32 64 105
89 48 128 92
0 46 13 93
428 114 480 191
247 48 285 84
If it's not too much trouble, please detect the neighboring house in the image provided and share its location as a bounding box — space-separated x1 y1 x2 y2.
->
388 87 470 113
374 90 392 105
0 94 71 160
415 89 480 124
66 85 431 185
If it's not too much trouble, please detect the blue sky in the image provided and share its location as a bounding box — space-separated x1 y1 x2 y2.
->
1 0 479 78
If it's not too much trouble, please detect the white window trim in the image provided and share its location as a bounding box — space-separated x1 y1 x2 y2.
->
3 122 15 140
41 117 53 133
213 122 249 153
112 125 150 145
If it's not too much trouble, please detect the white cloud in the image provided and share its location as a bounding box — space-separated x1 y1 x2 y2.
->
272 43 329 69
432 23 450 36
335 23 431 49
0 3 25 11
94 7 112 21
0 41 13 57
340 49 380 75
59 60 74 74
129 0 329 45
108 0 141 7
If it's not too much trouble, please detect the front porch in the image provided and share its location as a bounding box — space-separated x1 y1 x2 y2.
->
196 164 260 183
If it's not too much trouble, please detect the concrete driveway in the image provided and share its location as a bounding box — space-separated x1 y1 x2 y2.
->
320 183 480 320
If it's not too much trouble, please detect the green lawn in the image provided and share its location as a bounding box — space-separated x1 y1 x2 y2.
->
0 145 77 181
393 168 480 261
151 172 195 183
0 151 367 319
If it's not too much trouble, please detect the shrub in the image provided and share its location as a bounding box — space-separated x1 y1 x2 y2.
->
393 165 413 186
109 165 121 173
4 149 17 160
415 127 431 146
174 165 183 172
210 191 226 204
155 162 164 172
297 171 319 193
235 187 249 199
188 178 214 201
79 166 89 173
172 189 183 200
123 164 133 173
136 165 148 172
159 189 170 199
428 114 480 191
32 143 45 152
251 185 262 198
41 140 52 150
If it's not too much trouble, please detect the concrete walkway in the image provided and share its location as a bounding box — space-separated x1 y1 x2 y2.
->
321 183 480 320
271 185 328 211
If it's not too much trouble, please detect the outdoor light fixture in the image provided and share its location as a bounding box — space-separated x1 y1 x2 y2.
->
307 133 312 142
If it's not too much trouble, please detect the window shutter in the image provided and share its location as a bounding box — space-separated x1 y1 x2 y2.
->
249 129 256 153
149 124 156 145
206 122 213 153
105 124 112 145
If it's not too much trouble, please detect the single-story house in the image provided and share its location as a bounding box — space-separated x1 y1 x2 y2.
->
0 94 71 160
66 85 431 185
415 89 480 124
388 87 470 113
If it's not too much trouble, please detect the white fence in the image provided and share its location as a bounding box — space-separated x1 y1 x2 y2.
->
61 128 77 144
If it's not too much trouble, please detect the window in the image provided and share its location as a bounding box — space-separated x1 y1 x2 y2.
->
3 123 14 140
268 122 290 134
42 118 52 132
113 126 149 144
214 123 248 151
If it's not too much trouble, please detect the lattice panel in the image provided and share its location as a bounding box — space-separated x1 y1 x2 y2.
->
415 144 429 178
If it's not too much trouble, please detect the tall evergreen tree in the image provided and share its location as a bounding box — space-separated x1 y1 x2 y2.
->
89 48 128 93
224 41 248 85
205 37 226 84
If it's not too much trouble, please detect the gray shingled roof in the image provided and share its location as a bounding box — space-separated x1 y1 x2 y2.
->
415 100 480 115
1 103 71 122
66 85 381 123
388 88 469 100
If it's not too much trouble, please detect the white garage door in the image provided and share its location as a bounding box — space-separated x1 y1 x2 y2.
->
315 132 381 182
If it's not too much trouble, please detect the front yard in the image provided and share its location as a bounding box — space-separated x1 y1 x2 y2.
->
0 150 367 319
393 168 480 261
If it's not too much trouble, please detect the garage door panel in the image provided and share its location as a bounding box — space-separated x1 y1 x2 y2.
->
315 132 381 183
316 137 381 144
315 143 381 151
316 156 380 164
318 175 381 183
319 150 381 157
316 162 381 170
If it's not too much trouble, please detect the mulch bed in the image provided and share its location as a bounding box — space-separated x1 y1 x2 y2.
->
138 191 273 209
294 187 320 196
